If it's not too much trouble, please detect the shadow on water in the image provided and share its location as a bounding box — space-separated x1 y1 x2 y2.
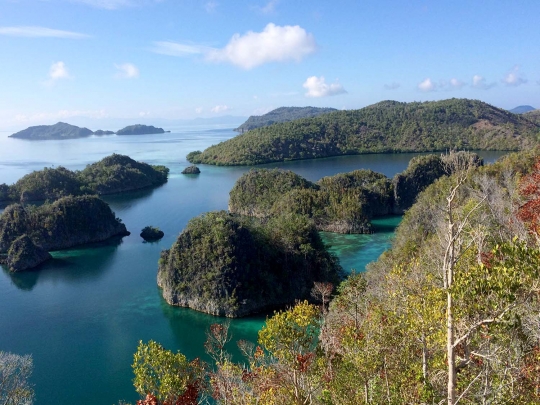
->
101 184 162 206
159 295 266 363
2 235 125 291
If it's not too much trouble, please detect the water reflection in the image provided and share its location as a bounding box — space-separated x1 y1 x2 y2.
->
2 236 124 291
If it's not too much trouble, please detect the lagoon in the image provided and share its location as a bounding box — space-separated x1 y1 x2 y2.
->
0 127 506 404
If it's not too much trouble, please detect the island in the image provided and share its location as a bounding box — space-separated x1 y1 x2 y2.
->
5 235 52 272
181 165 200 174
235 106 337 133
158 210 343 317
140 226 164 241
116 124 165 135
187 98 540 166
1 154 169 203
93 129 115 135
9 122 94 140
228 152 482 234
0 195 129 261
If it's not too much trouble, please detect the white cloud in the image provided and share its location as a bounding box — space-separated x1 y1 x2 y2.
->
449 78 465 89
259 0 279 14
151 41 208 57
211 105 231 113
418 78 436 92
472 75 496 90
205 1 218 12
206 23 317 69
195 107 203 114
503 66 527 87
303 76 347 98
0 26 89 39
115 63 140 79
384 82 400 90
47 61 70 84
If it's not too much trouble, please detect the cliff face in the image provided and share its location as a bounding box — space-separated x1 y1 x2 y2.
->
0 195 129 254
157 211 342 317
7 235 52 272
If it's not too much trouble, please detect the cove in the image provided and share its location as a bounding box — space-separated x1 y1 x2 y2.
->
0 128 507 404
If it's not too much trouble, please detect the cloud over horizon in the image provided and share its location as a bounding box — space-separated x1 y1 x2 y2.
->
303 76 346 98
0 26 89 39
211 105 231 113
206 23 317 69
503 66 527 87
418 78 436 92
44 61 71 86
472 75 496 90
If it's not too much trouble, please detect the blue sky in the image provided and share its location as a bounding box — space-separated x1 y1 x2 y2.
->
1 0 539 131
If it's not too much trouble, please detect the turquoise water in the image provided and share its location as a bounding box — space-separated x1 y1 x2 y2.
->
0 129 507 404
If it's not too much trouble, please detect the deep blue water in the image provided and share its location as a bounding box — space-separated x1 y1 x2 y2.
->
0 128 507 404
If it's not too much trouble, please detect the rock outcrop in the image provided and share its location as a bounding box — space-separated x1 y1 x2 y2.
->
181 166 200 174
6 235 52 272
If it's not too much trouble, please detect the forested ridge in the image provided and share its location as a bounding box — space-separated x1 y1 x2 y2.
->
0 154 169 203
235 106 337 133
123 149 540 404
188 98 540 165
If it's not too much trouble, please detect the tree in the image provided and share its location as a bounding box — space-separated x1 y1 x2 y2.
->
132 341 203 405
0 351 34 405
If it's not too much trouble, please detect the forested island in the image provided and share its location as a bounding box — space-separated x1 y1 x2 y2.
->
8 122 167 140
116 124 165 135
235 106 337 133
0 154 169 203
157 210 342 317
126 148 540 404
187 98 540 165
0 195 129 271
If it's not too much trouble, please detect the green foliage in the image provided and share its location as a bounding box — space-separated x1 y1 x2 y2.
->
0 350 34 405
188 98 540 166
157 211 342 317
116 125 164 135
2 154 169 203
132 340 200 404
140 226 164 241
235 106 337 133
0 195 128 253
78 154 169 195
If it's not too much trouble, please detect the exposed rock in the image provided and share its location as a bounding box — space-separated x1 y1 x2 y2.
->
7 235 52 272
140 226 164 241
181 165 201 174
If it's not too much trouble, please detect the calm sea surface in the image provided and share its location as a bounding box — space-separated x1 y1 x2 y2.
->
0 127 507 404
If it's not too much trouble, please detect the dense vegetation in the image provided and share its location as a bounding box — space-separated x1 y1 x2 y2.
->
78 154 169 195
157 210 343 317
9 122 93 140
124 149 540 404
140 226 164 241
116 125 165 135
229 154 481 234
235 106 337 133
0 195 129 254
188 98 540 165
0 154 169 202
524 109 540 125
6 234 51 272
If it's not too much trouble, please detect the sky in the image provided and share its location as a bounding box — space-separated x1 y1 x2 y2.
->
1 0 539 131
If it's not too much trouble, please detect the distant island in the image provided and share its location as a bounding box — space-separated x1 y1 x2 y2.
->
116 124 165 135
10 122 94 140
509 105 536 114
187 98 540 166
9 122 167 140
0 154 169 203
235 106 337 133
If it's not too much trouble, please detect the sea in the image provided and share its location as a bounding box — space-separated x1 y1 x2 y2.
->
0 126 507 404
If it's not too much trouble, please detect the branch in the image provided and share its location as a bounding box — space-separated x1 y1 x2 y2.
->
453 303 517 349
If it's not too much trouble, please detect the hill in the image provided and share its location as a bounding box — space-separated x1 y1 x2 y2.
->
234 106 338 133
523 109 540 125
187 98 540 166
116 124 165 135
509 105 536 114
9 122 94 140
0 154 169 203
157 211 342 317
